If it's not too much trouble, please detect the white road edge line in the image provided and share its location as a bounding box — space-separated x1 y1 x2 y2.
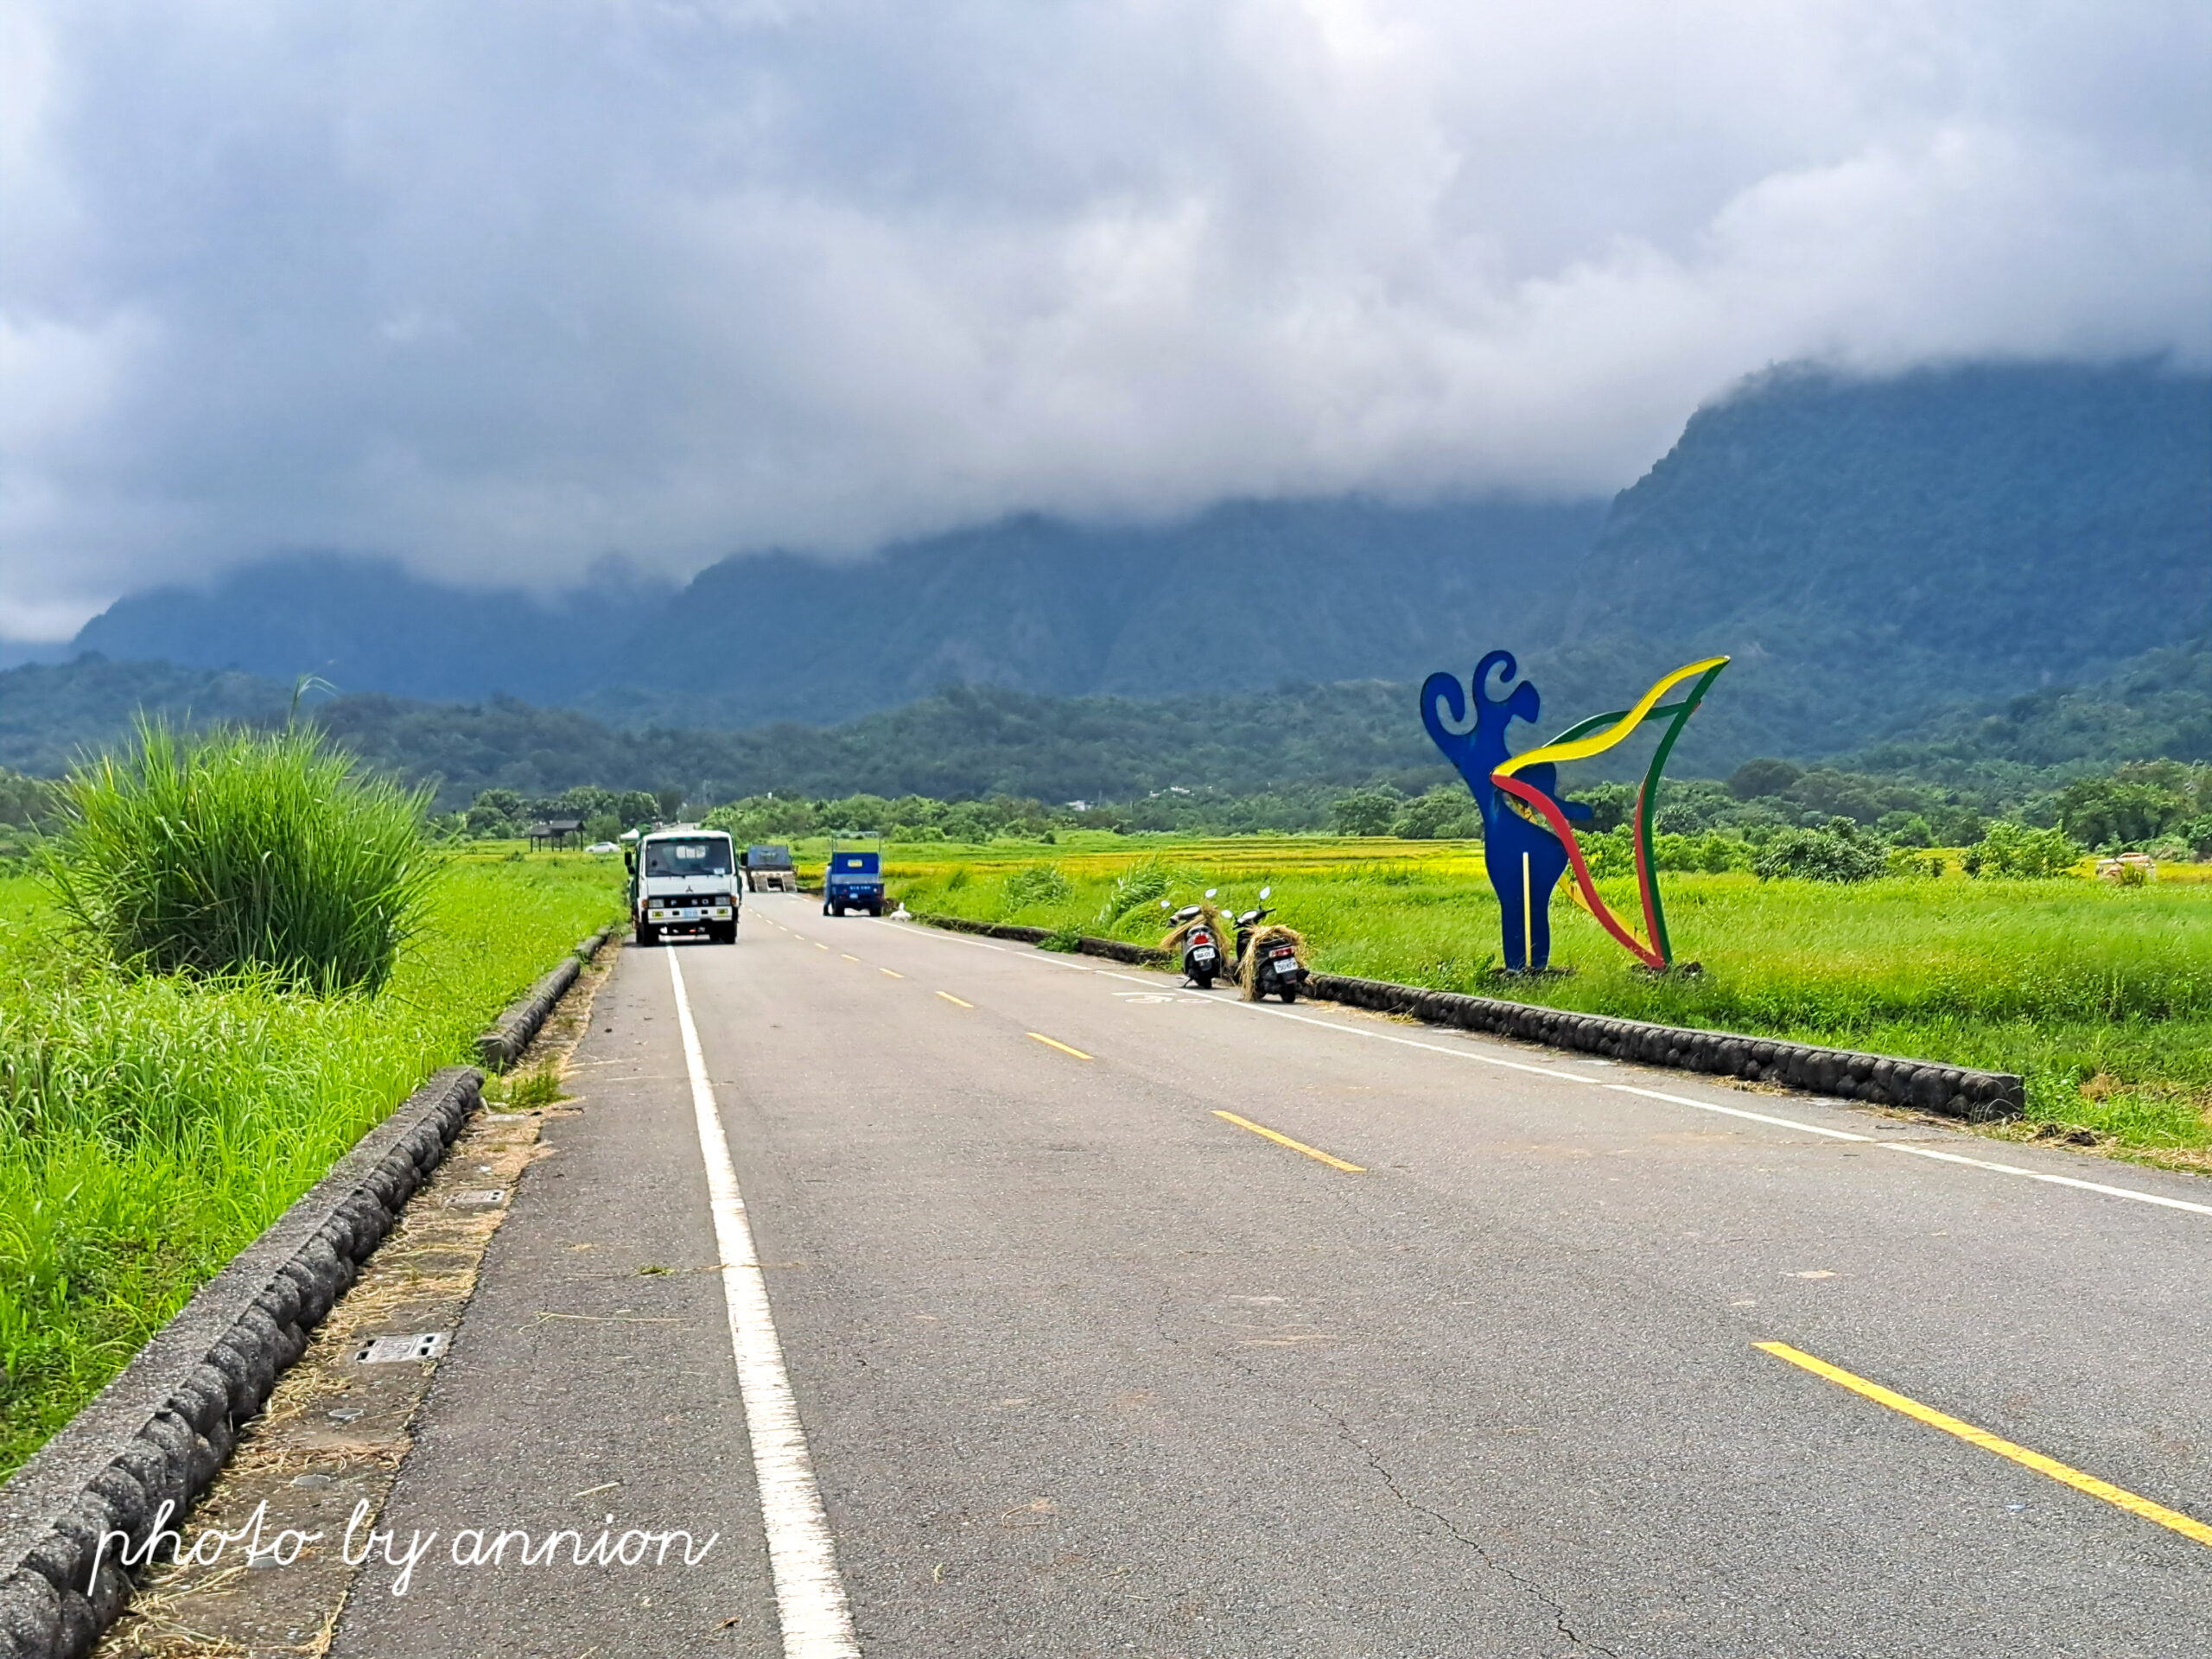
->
876 912 2211 1222
667 950 860 1658
1870 1141 2212 1216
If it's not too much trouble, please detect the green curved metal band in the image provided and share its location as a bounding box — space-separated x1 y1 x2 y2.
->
1541 699 1695 749
1630 662 1729 963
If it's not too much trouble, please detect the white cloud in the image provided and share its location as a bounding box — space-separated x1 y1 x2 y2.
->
2 0 2205 633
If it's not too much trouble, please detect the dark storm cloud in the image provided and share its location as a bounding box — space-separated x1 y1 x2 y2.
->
3 0 2207 634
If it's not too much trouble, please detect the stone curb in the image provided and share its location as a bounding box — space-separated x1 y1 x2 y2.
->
912 912 1171 967
0 929 613 1659
909 914 2024 1121
474 924 613 1072
1307 974 2024 1121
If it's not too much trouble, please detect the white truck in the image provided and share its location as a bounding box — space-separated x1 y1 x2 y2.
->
625 827 741 945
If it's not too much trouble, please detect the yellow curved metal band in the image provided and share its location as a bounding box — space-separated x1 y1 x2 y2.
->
1492 656 1730 779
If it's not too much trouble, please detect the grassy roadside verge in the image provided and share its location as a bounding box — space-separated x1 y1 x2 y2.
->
0 850 621 1477
878 835 2212 1163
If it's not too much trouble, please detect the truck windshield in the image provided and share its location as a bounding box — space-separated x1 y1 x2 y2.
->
645 839 733 876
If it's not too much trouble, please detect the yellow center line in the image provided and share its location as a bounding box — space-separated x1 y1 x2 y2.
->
814 943 828 951
1027 1033 1093 1060
1756 1341 2212 1549
937 992 973 1007
1211 1110 1363 1173
880 968 904 978
841 953 861 962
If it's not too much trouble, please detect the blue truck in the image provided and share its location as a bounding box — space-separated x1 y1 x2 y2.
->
823 836 886 917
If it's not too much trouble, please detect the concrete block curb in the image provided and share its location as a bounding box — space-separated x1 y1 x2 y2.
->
912 912 1172 967
0 1066 483 1659
1306 973 2024 1121
474 923 613 1072
910 913 2023 1121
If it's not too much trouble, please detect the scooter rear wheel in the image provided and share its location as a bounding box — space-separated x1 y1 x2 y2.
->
1278 983 1298 1002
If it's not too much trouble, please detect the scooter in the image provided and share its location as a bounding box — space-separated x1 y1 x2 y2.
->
1230 887 1308 1002
1160 893 1227 988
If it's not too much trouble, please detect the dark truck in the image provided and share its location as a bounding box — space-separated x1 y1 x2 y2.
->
743 843 797 893
823 836 886 917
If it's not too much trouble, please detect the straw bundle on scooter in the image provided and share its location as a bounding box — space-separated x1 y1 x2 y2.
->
1160 902 1229 955
1238 922 1306 1000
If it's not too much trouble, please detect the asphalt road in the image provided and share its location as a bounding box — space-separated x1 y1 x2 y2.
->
334 893 2212 1657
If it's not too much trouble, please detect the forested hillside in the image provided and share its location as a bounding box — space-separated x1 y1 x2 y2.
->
584 496 1605 726
0 658 293 774
1547 360 2212 763
53 360 2210 757
72 556 674 705
7 635 2201 815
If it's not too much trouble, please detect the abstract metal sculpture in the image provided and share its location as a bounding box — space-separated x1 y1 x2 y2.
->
1422 652 1730 971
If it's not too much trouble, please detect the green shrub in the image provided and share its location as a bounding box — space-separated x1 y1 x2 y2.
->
1962 822 2082 879
1653 831 1751 874
1390 787 1483 840
1332 787 1400 836
1754 823 1885 884
1582 827 1634 878
43 722 435 994
1577 827 1746 876
1094 858 1173 928
1002 863 1073 910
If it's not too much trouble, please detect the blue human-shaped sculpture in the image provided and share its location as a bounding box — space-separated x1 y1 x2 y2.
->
1421 650 1592 972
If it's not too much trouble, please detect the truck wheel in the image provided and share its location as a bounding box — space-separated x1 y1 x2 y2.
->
869 902 884 918
635 922 658 947
713 921 737 944
822 900 832 916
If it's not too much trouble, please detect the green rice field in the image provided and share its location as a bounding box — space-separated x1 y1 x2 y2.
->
0 849 622 1476
860 833 2212 1160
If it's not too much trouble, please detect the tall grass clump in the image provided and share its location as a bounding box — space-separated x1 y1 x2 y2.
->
1093 857 1174 930
45 721 435 994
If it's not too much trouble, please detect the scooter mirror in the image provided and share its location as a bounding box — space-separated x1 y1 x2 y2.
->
1259 887 1272 899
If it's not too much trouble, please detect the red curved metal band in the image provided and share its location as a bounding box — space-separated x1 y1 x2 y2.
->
1491 773 1666 969
1630 783 1666 968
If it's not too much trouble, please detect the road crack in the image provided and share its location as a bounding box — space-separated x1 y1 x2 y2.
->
1313 1401 1620 1657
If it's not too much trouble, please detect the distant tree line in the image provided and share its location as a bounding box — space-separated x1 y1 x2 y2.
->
1320 758 2212 884
441 785 677 844
434 761 2211 895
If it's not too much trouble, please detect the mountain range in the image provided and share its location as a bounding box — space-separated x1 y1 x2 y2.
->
36 357 2212 782
5 633 2202 814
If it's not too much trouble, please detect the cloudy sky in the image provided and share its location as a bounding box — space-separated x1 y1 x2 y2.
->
3 0 2206 639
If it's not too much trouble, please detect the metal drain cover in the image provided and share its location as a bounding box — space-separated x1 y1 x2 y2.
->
446 1188 507 1206
353 1332 449 1363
